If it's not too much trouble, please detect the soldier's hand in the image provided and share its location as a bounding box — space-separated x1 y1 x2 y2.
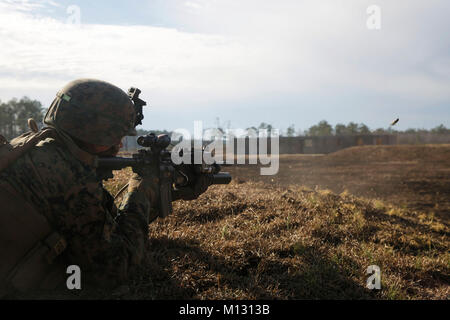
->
172 173 214 201
127 172 160 207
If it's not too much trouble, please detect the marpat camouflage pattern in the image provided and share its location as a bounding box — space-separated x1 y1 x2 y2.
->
0 128 157 291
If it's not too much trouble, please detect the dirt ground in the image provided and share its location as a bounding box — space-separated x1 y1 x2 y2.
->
227 145 450 221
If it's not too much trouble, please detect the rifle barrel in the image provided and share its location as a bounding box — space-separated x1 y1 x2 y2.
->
98 157 232 185
97 157 140 170
212 172 232 184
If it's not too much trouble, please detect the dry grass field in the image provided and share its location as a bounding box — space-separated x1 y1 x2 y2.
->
230 144 450 219
93 145 449 300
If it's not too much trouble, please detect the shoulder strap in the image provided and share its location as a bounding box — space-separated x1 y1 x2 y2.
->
0 128 58 173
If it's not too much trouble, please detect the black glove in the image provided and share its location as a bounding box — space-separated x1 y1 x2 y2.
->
172 173 213 201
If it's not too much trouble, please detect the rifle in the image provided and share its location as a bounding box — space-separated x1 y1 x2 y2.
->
97 87 232 217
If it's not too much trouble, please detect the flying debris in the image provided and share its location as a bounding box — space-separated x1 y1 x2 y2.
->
390 118 399 126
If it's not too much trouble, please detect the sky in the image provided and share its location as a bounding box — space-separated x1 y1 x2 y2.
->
0 0 449 133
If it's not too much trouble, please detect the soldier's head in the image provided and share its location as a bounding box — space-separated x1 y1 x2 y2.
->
44 79 137 155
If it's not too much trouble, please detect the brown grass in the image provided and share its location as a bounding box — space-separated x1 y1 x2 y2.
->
226 145 450 219
100 168 449 300
47 145 445 300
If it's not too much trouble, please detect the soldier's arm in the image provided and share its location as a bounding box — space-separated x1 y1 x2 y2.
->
61 180 153 289
28 140 157 289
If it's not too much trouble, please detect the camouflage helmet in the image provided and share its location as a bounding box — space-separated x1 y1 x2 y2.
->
44 79 137 146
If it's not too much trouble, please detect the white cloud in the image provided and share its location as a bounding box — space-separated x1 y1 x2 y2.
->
0 0 449 129
0 4 252 104
184 1 203 10
0 0 60 12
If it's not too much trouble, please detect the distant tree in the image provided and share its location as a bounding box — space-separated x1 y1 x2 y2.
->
136 128 171 137
257 122 273 135
246 126 258 133
416 128 429 134
286 124 296 137
0 101 13 139
431 124 449 134
0 97 44 140
136 129 150 136
372 128 387 134
345 122 359 135
333 122 370 135
334 123 347 135
258 122 268 129
306 120 333 136
358 123 371 134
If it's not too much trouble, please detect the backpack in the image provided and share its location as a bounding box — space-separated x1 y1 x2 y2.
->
0 120 67 297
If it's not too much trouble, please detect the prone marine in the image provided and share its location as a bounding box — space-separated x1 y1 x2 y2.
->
0 79 213 297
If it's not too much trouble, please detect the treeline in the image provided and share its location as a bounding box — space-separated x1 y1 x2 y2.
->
136 129 171 136
284 120 449 137
0 96 448 140
227 121 449 137
0 97 44 140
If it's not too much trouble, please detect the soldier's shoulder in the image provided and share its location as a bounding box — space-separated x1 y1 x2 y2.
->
34 137 73 161
24 137 98 189
30 137 91 175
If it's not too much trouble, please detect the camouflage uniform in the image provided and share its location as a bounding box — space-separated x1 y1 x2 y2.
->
0 128 157 290
0 79 157 293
